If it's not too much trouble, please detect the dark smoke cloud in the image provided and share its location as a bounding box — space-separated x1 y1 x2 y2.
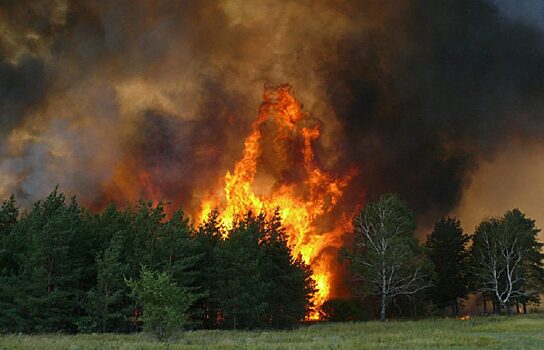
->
327 0 544 226
0 56 46 136
491 0 544 31
1 0 544 230
104 79 247 212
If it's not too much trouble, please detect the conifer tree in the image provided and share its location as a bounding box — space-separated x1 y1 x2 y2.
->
212 213 268 329
260 209 315 327
426 217 469 315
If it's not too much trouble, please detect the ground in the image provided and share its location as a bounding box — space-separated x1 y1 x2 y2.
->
1 315 543 349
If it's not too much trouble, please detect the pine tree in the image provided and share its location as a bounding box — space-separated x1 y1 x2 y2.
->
212 212 268 329
0 194 20 276
83 231 129 332
0 195 18 238
6 189 98 332
260 209 315 327
0 196 27 331
194 209 223 328
426 217 469 315
150 209 205 326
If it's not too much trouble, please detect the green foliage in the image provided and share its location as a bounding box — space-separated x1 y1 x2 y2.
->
126 267 197 340
260 209 316 328
1 187 541 335
83 231 128 333
426 217 470 315
0 195 18 238
193 209 223 328
211 213 269 329
344 193 432 321
0 190 209 334
0 189 99 332
0 188 316 333
200 210 315 329
470 209 544 312
321 298 374 321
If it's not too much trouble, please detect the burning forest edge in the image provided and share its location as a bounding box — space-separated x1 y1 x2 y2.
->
107 83 361 320
0 184 543 335
2 0 544 343
0 83 544 336
195 84 359 319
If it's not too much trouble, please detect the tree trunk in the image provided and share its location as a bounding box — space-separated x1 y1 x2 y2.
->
500 301 510 315
482 295 487 314
380 294 387 321
522 302 527 314
516 300 520 314
453 298 459 317
102 297 108 333
493 299 499 314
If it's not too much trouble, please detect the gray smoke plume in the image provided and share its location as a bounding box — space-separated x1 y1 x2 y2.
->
1 0 544 230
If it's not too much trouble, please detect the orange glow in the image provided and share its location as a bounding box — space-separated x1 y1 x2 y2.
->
197 84 357 319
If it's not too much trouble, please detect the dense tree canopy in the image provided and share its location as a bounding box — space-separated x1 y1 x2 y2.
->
0 190 315 334
0 189 543 334
204 210 315 329
426 217 470 315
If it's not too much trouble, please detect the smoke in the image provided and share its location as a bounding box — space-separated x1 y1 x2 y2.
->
454 140 544 241
0 57 46 137
490 0 544 31
326 0 544 229
1 0 544 232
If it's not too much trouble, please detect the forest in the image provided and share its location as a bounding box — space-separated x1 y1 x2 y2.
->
0 189 542 339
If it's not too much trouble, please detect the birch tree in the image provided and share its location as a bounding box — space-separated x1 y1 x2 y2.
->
470 210 544 313
345 193 432 321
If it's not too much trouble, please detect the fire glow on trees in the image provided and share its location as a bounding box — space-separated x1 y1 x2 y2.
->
198 84 358 319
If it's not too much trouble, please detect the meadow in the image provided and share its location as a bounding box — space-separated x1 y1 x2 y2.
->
1 314 543 350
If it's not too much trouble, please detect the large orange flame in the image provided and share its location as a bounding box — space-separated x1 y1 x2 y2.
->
198 84 356 319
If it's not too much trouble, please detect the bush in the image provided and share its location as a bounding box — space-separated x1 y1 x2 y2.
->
126 267 197 340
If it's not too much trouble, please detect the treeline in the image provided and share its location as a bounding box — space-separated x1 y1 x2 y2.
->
0 189 314 335
338 193 544 321
0 190 543 335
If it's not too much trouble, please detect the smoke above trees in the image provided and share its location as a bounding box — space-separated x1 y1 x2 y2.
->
1 0 544 229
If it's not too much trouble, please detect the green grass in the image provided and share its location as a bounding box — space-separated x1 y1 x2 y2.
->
1 314 543 349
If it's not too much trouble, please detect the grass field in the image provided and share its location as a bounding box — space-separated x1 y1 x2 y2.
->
1 314 543 349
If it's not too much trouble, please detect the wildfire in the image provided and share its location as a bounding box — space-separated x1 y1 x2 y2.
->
198 84 356 319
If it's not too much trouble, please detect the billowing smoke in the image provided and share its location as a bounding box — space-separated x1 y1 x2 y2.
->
328 0 544 228
1 0 544 232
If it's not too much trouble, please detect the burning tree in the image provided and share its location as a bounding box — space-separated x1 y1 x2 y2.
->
344 193 431 321
201 210 315 329
197 84 356 317
470 209 544 313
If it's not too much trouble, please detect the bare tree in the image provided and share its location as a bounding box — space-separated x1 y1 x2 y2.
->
345 193 432 321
